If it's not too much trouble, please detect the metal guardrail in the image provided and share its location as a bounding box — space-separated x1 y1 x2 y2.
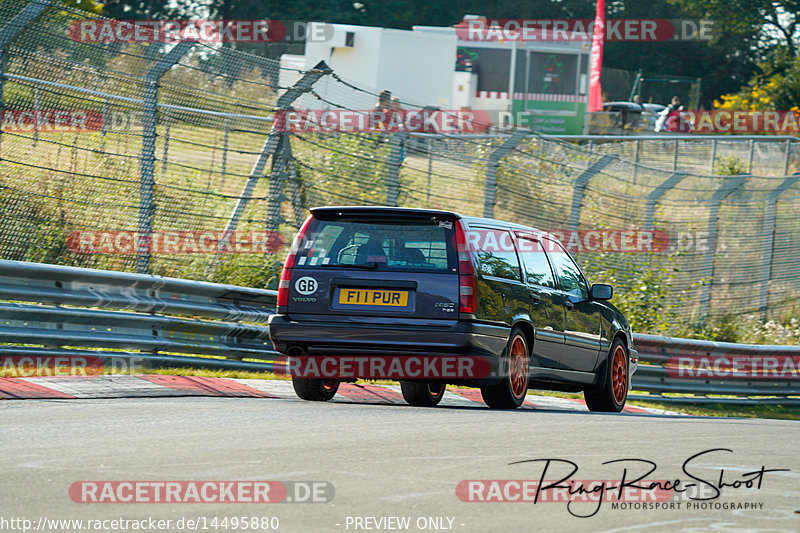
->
1 260 798 404
0 259 280 373
630 333 800 404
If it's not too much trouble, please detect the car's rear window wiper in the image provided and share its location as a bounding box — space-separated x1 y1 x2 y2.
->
324 262 379 270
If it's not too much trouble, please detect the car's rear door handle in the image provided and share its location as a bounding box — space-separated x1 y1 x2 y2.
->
564 299 575 311
529 292 541 304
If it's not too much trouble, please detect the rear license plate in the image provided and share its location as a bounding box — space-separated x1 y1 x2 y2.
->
338 289 409 307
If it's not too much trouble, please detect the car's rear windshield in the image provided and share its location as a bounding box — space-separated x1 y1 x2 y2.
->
297 216 457 272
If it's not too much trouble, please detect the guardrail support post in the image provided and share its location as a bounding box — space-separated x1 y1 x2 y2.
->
0 0 52 151
483 129 527 218
644 171 686 229
758 172 800 317
567 155 614 231
697 174 749 322
136 41 193 274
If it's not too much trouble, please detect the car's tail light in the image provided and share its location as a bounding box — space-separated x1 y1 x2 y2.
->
277 215 313 313
454 219 477 316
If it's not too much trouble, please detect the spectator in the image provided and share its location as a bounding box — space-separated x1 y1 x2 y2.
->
656 96 685 132
371 90 406 163
666 96 681 114
373 89 394 115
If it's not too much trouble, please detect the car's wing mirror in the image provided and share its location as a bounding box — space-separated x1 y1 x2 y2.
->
590 283 613 300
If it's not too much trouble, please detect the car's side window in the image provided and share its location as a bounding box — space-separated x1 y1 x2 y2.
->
469 227 521 282
515 234 556 288
544 238 589 299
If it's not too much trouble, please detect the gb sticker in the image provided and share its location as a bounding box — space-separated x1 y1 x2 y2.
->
294 276 318 295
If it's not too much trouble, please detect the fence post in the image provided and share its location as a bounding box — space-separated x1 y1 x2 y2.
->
697 173 748 322
758 172 800 317
709 138 717 173
0 0 52 152
384 131 408 207
220 116 230 188
384 106 441 207
426 137 433 207
265 134 291 234
136 41 193 274
783 140 791 176
284 142 306 229
33 86 40 144
643 171 686 229
100 97 109 151
483 129 527 218
160 110 171 173
747 139 754 173
672 139 679 171
222 61 329 234
567 155 615 231
204 61 331 276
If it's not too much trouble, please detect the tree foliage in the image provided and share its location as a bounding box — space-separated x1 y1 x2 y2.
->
714 50 800 111
95 0 799 113
61 0 103 15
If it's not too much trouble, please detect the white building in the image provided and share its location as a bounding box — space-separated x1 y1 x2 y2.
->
280 19 591 133
280 23 457 111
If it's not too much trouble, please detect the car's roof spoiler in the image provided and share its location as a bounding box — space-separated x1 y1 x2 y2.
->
310 206 462 220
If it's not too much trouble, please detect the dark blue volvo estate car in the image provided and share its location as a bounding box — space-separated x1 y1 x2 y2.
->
269 206 638 411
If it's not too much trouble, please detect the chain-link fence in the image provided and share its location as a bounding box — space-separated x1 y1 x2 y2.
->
572 136 799 177
1 0 800 327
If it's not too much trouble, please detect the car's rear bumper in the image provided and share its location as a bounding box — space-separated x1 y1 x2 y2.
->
268 314 509 384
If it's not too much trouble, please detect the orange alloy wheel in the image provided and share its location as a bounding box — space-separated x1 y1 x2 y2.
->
509 335 528 399
611 345 627 405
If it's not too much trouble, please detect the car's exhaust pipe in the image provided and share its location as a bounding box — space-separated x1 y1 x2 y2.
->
287 345 307 357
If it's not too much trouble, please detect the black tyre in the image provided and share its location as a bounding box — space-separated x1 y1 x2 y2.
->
292 377 340 401
400 381 446 407
480 328 529 409
585 338 628 412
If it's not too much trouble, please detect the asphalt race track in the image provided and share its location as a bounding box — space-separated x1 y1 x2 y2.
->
1 378 798 533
